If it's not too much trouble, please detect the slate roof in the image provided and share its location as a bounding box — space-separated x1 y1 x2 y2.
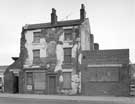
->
23 19 85 30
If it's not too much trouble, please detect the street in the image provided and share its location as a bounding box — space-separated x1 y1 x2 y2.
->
0 97 131 104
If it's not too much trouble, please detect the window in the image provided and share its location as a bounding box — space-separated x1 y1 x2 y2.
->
75 28 79 38
26 72 33 85
33 50 40 65
88 68 119 82
33 32 41 43
64 29 72 41
64 48 72 63
0 77 2 84
63 72 71 89
33 72 46 90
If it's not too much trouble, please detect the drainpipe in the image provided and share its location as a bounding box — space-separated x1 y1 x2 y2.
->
76 42 80 95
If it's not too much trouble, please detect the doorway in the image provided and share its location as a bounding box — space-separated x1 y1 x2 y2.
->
13 76 19 93
48 75 57 94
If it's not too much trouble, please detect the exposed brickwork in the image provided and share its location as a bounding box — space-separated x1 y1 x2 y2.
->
81 49 130 96
4 70 14 93
19 28 28 66
82 49 129 65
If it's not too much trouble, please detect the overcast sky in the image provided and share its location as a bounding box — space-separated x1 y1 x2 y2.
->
0 0 134 65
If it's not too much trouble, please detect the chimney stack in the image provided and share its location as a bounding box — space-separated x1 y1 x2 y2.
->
80 4 86 21
90 34 94 50
94 43 99 50
51 8 57 25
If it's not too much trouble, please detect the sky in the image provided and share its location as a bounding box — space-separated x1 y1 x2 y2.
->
0 0 135 65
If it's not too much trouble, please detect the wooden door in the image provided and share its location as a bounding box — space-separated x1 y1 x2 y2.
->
48 76 56 94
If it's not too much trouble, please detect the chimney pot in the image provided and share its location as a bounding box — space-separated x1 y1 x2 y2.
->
80 4 86 21
51 8 57 25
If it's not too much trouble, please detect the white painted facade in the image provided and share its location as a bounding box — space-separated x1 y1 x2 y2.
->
23 19 92 94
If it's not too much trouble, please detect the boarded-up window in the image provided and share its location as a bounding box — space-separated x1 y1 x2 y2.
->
64 48 72 63
63 72 71 89
33 72 46 90
33 50 40 65
64 29 72 41
33 32 41 43
88 68 119 82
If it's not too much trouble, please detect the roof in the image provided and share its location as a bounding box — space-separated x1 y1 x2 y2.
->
0 66 8 73
23 19 85 30
8 58 22 69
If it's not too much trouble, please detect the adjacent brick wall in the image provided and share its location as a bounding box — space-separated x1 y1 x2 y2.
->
82 49 129 65
81 49 130 96
4 70 14 93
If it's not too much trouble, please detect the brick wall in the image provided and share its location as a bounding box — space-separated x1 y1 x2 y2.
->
4 70 14 93
81 49 130 96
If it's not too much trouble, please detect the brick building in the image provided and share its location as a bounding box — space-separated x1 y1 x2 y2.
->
4 4 130 96
81 49 129 96
4 4 96 95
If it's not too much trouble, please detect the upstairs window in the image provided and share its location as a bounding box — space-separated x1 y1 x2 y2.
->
64 29 72 41
33 32 41 43
64 48 72 63
33 50 40 65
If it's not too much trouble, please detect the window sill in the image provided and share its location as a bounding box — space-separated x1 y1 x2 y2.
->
32 42 41 45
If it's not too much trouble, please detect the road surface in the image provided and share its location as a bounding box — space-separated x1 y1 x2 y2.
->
0 97 130 104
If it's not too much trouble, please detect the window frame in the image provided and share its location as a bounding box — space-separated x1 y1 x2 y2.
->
64 29 73 41
33 49 40 65
33 72 46 90
62 72 72 89
26 72 33 85
63 48 72 64
33 32 41 43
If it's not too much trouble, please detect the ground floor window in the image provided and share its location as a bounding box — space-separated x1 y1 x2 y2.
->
26 72 33 90
0 77 2 85
26 72 46 91
63 72 71 89
33 72 46 90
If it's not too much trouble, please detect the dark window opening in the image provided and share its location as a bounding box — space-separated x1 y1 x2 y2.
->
64 29 72 41
64 48 72 63
33 50 40 65
33 32 41 43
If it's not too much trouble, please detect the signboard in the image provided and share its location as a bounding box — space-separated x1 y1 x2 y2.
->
27 85 32 90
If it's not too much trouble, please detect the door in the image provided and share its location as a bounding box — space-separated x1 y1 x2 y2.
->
13 76 19 93
48 76 56 94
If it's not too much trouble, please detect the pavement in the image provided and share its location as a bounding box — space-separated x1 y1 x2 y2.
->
0 93 135 103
